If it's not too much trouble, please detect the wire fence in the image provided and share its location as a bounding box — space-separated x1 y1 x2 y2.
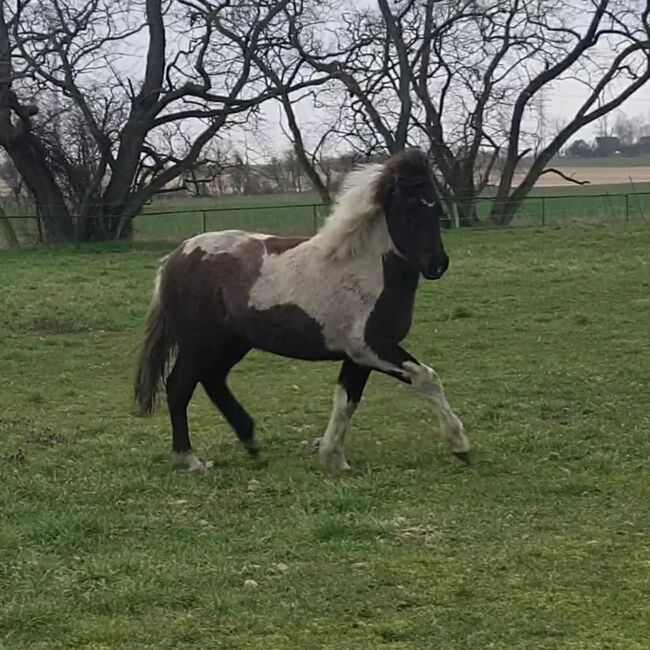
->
1 188 648 246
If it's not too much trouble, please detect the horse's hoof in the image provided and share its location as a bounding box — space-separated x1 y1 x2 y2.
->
172 451 213 473
452 450 471 466
321 451 353 476
243 439 262 458
324 463 356 477
190 459 214 473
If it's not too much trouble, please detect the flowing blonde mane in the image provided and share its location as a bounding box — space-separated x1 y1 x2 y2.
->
315 162 387 261
314 150 432 262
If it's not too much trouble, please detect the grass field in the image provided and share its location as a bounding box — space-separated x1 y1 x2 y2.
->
1 224 649 648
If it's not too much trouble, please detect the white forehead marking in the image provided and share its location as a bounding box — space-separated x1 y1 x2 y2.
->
421 198 436 208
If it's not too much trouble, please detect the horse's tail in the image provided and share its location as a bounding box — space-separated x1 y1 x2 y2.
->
134 257 175 416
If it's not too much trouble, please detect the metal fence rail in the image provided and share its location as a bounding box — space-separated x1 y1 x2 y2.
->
1 189 648 245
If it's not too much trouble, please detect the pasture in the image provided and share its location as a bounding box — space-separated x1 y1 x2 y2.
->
1 224 649 648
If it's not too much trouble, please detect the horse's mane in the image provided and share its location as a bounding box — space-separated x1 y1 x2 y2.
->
315 163 384 261
315 149 430 261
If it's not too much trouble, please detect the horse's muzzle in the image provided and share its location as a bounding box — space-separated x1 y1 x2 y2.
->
422 254 449 280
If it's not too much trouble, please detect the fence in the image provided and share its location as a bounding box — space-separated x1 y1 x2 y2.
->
1 188 649 246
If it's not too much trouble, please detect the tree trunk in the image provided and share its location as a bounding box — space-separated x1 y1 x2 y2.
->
450 171 481 227
490 197 520 226
0 206 19 248
455 198 481 227
5 134 74 241
75 208 134 242
490 174 539 226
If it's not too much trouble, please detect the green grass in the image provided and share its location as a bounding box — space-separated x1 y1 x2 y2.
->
1 225 650 648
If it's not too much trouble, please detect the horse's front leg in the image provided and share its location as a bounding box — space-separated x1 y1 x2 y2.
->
403 360 470 464
353 343 471 464
315 359 371 475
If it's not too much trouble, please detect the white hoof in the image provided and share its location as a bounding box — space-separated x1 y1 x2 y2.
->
319 445 352 476
172 451 213 473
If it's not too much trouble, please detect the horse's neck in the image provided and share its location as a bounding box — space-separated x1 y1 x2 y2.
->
348 222 420 295
311 213 393 264
308 218 422 300
382 250 420 296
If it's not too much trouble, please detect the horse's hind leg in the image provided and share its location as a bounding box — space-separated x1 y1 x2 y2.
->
315 360 371 475
202 377 260 457
200 343 260 456
166 353 211 472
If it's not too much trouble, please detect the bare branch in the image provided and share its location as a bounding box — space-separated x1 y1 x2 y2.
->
539 167 590 185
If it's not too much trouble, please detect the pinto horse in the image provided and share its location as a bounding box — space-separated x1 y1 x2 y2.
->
134 149 470 473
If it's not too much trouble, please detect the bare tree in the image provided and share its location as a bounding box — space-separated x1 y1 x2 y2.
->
0 155 32 247
187 0 335 203
272 0 650 226
612 112 642 145
0 0 327 241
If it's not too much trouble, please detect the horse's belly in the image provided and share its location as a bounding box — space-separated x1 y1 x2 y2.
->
244 304 345 361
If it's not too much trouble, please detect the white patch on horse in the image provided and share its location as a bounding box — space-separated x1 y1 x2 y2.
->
151 254 169 308
421 198 436 208
248 239 384 359
181 230 267 256
319 384 356 473
248 163 400 363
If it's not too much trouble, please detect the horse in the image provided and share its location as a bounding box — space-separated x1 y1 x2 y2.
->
134 149 470 474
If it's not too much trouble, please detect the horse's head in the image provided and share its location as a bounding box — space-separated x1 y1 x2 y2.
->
377 149 449 280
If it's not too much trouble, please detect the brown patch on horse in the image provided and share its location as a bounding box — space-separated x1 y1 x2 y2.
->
263 236 306 255
159 236 335 361
160 239 265 351
247 303 343 361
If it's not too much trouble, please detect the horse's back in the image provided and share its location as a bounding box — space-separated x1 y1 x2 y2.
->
180 229 260 257
158 229 309 353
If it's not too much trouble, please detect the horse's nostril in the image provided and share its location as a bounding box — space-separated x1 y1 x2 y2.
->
425 255 449 279
435 258 449 276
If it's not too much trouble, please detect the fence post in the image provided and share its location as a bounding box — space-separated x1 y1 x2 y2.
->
312 204 318 234
625 193 630 223
36 215 43 244
202 210 207 233
541 196 546 227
